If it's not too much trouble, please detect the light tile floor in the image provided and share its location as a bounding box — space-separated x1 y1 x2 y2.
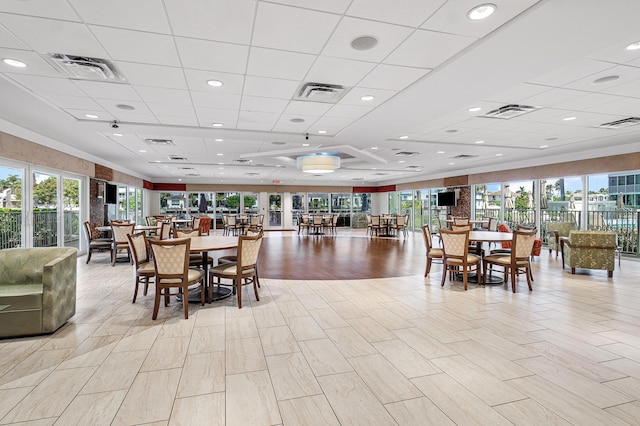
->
1 232 640 425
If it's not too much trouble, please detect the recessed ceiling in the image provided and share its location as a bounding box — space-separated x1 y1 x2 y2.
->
1 0 640 186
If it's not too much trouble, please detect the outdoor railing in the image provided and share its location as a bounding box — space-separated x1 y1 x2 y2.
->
0 210 80 250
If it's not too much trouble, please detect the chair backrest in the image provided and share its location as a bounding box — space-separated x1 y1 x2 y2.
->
222 215 228 226
366 214 372 225
258 214 265 225
301 215 309 224
192 217 201 230
150 238 190 282
421 225 433 251
453 217 470 225
239 214 248 221
238 231 264 268
497 223 512 248
174 228 201 238
250 215 260 225
332 215 338 225
227 215 237 225
313 215 323 225
488 217 498 231
440 228 470 258
127 231 150 265
512 228 537 260
199 216 211 235
396 215 405 226
111 223 135 244
371 215 380 226
145 216 156 226
158 221 171 240
451 224 471 232
83 221 94 242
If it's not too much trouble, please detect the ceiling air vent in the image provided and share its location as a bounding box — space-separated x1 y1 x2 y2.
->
245 172 260 177
482 104 538 119
145 138 174 146
405 165 421 170
168 155 187 161
184 173 200 177
598 117 640 129
294 82 348 103
44 53 127 82
451 154 478 159
233 159 252 164
394 151 419 157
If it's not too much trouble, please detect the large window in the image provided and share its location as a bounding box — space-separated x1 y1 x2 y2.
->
33 171 58 248
308 193 328 214
63 177 80 248
0 164 24 249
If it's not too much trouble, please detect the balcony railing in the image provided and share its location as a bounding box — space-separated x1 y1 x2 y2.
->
0 210 80 250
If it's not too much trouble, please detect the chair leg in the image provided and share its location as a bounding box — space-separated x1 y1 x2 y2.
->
425 257 432 276
133 277 140 303
236 279 243 308
440 265 447 287
183 285 189 319
253 276 260 301
152 288 161 320
526 267 533 291
511 268 517 293
111 245 116 266
86 248 92 264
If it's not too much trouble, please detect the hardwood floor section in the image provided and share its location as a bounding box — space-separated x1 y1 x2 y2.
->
257 230 426 279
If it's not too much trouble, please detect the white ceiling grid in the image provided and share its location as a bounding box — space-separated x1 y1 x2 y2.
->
0 0 639 185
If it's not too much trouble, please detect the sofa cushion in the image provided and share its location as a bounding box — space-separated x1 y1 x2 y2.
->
0 284 43 310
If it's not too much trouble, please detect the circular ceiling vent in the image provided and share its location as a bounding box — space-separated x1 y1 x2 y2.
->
351 36 378 51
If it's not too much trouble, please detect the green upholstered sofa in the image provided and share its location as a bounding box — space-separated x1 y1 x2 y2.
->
546 222 576 258
561 231 616 277
0 247 77 339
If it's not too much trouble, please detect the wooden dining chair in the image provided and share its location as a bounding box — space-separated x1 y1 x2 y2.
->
421 225 443 276
482 228 537 293
83 221 112 264
311 214 324 235
110 223 135 266
127 231 154 303
149 238 204 320
298 214 310 235
440 228 481 291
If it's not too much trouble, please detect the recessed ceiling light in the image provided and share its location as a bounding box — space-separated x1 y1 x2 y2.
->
302 143 310 147
116 104 135 110
467 3 496 20
206 79 223 87
399 135 409 139
592 75 621 84
449 162 455 165
475 140 485 144
212 123 224 127
2 58 27 68
437 151 445 154
218 162 224 165
540 145 548 148
112 132 123 137
371 147 378 150
563 116 577 121
360 95 375 101
216 153 224 156
625 41 640 51
215 138 223 142
545 137 558 141
496 153 503 156
468 106 482 112
317 130 327 134
154 160 161 163
351 35 378 51
85 114 98 119
138 150 147 153
178 179 182 181
398 160 405 163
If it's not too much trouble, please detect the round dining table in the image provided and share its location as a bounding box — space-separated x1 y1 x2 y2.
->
467 230 513 284
188 235 238 301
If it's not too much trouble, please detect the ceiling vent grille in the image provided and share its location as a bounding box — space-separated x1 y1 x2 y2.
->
599 117 640 129
145 138 174 146
482 104 538 119
405 165 421 170
233 159 252 164
394 151 419 157
44 53 127 82
168 155 187 161
294 82 348 103
451 154 478 159
184 173 200 176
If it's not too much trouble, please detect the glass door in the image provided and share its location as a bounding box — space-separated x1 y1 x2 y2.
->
63 177 80 248
32 171 58 247
268 193 282 228
0 164 24 249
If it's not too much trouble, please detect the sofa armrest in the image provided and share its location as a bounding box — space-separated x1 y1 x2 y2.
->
42 248 77 333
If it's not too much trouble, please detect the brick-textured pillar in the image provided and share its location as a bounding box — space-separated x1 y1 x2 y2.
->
89 179 105 226
450 186 471 218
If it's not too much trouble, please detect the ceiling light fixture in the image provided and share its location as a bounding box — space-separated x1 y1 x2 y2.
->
467 3 496 20
592 75 621 84
496 153 503 156
361 95 375 101
85 114 98 119
2 58 27 68
206 79 223 87
371 147 378 150
399 135 409 139
215 138 223 142
351 35 378 51
563 116 577 121
475 140 485 144
296 155 340 174
626 41 640 51
317 130 327 134
437 151 445 154
112 133 123 137
540 145 548 148
212 123 223 127
138 150 146 153
216 153 224 156
116 104 135 110
468 106 482 112
302 143 310 146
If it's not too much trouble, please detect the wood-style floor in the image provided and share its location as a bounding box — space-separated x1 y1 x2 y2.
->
1 229 640 425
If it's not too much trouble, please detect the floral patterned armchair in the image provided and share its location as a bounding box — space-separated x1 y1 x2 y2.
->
546 222 576 258
561 231 616 277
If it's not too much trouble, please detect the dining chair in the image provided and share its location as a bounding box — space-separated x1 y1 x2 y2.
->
199 216 212 235
391 214 409 237
174 228 213 268
482 228 537 292
327 214 339 235
249 214 264 232
145 216 158 236
148 221 171 241
453 217 470 226
209 231 264 308
110 223 135 266
298 214 310 235
218 230 261 288
439 228 482 291
421 225 443 276
311 214 324 235
369 215 381 237
83 221 112 264
149 238 204 320
127 231 155 303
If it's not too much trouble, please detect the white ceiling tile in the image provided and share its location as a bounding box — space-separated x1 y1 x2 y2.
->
0 23 28 49
146 102 196 118
175 37 249 74
305 56 376 87
114 62 187 89
0 49 59 77
40 94 101 110
520 88 586 108
164 0 255 44
89 26 180 66
135 86 192 105
484 83 552 104
421 0 539 38
283 100 333 116
7 74 87 97
243 76 299 99
64 108 113 121
595 97 640 116
94 99 153 116
325 104 372 119
0 15 107 57
195 107 239 122
554 93 623 112
191 91 241 110
240 96 289 114
384 29 475 69
347 0 446 27
311 116 353 130
599 77 640 98
562 65 640 93
183 68 245 94
265 0 350 14
67 0 170 33
272 114 318 132
73 80 142 101
527 59 616 87
588 36 640 65
0 1 80 21
339 87 397 106
238 111 280 125
247 47 315 80
358 64 429 91
252 2 341 54
322 17 413 63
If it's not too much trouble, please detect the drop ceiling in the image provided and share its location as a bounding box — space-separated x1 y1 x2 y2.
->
1 0 640 186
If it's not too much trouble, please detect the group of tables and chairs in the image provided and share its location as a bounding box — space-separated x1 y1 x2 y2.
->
222 214 264 236
422 216 538 293
297 213 339 235
366 214 409 237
